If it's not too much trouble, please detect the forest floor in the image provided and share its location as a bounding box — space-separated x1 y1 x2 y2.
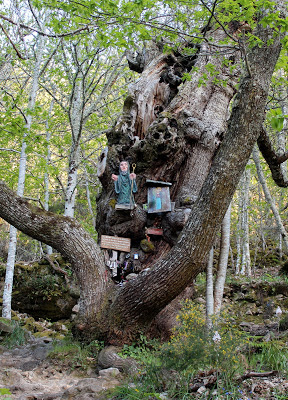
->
1 261 288 399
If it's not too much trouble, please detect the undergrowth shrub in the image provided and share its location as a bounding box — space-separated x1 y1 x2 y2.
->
48 335 104 372
159 300 247 378
108 301 250 400
1 321 27 348
119 333 160 365
248 340 288 376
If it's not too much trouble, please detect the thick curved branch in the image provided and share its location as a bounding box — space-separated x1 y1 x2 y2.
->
0 181 110 325
257 127 288 187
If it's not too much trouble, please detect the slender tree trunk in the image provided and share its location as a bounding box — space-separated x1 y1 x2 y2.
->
258 182 266 252
2 35 45 319
44 97 54 255
214 203 231 314
253 146 288 251
277 74 288 179
64 76 83 217
206 246 214 327
84 166 96 228
235 192 242 276
239 168 251 276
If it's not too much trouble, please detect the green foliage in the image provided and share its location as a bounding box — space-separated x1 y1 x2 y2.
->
0 388 12 400
19 274 61 301
248 340 288 376
48 335 104 372
159 301 247 376
268 107 286 132
106 303 254 400
119 334 160 365
110 386 164 400
1 321 27 348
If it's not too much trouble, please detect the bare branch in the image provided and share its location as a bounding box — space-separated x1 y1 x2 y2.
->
0 148 21 153
0 13 92 38
0 22 26 59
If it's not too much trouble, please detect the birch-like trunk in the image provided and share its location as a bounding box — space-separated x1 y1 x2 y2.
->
44 98 54 254
277 83 288 256
214 203 231 314
84 166 96 228
58 45 125 218
64 74 83 217
253 146 288 251
240 168 251 276
258 182 266 252
277 75 288 179
2 34 45 319
235 190 242 275
206 246 214 327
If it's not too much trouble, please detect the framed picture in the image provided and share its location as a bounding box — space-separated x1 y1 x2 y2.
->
147 186 171 213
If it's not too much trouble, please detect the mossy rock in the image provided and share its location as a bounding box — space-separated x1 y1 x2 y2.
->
10 255 78 321
0 317 14 334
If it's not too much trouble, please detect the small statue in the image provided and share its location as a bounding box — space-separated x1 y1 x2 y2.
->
112 161 137 208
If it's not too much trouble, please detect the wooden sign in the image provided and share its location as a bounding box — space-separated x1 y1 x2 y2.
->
100 235 131 252
146 227 163 236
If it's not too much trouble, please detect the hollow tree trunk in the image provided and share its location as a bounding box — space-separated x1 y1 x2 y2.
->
0 11 284 343
96 29 240 252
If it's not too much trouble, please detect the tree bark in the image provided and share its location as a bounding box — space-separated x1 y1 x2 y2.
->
96 29 240 251
0 182 112 339
44 97 54 255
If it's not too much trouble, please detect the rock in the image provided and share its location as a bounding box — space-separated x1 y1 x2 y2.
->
0 317 14 334
125 273 138 280
98 367 121 378
72 304 80 313
61 377 120 399
194 297 205 305
11 256 79 321
197 386 207 394
98 346 139 373
239 322 273 336
159 392 169 399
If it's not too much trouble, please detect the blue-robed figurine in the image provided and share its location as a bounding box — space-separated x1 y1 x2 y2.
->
111 161 137 208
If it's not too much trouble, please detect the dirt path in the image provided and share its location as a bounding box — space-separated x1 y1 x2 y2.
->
0 337 121 400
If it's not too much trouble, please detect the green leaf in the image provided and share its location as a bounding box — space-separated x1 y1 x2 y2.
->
271 117 284 132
